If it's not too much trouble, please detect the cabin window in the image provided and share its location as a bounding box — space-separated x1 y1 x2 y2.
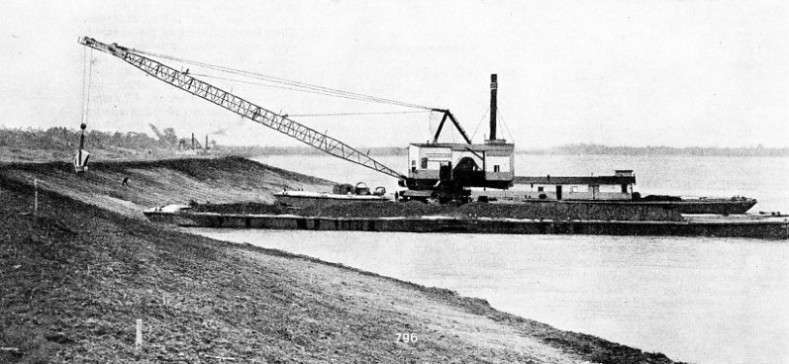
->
537 186 544 192
493 165 500 172
421 157 428 169
621 184 628 193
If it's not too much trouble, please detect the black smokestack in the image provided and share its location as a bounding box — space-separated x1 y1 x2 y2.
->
490 74 497 141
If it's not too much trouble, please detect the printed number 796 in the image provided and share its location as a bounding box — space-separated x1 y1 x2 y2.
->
396 333 418 343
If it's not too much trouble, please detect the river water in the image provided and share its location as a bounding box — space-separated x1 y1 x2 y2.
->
190 154 789 364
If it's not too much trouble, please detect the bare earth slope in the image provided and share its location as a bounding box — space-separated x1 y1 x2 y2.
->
0 157 333 219
0 157 678 363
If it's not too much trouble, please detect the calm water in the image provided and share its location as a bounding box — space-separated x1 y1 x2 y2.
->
191 154 789 364
191 230 789 364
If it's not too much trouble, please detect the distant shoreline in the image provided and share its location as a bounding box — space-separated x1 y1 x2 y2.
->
2 127 787 161
228 144 789 158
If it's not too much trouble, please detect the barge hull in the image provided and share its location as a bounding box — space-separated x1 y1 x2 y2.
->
517 199 758 215
146 212 789 240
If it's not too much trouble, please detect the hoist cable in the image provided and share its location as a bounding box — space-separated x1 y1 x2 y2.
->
288 111 429 117
82 48 93 127
133 48 434 110
498 109 516 143
470 106 490 142
80 46 87 125
190 72 424 108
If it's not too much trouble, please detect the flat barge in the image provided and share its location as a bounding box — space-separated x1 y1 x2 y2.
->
516 198 758 215
274 188 390 208
501 172 758 215
146 210 789 240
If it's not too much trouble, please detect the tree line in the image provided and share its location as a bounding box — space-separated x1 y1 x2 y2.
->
539 143 789 157
0 127 164 151
2 127 786 157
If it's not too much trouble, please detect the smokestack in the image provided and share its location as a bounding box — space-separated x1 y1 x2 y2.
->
205 135 209 151
489 74 497 141
191 133 195 150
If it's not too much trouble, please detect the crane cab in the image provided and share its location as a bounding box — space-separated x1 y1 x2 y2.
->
405 140 514 190
401 73 515 198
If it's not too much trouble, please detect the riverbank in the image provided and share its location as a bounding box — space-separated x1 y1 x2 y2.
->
1 157 678 363
0 156 333 219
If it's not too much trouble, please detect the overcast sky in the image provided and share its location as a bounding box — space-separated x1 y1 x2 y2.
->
1 0 787 148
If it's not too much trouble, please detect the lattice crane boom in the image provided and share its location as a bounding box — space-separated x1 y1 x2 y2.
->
78 37 406 179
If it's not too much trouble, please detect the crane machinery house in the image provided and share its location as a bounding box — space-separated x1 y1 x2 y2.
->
403 74 515 193
407 142 514 189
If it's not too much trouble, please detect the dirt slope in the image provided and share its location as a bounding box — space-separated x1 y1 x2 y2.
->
0 158 679 363
0 157 334 219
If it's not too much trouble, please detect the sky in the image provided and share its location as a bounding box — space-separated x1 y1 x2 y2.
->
1 0 787 148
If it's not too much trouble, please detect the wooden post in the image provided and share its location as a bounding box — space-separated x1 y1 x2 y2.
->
33 179 38 218
135 319 142 351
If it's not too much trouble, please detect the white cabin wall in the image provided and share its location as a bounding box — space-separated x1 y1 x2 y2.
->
408 145 419 171
485 156 511 172
506 182 633 201
599 184 620 193
511 184 590 193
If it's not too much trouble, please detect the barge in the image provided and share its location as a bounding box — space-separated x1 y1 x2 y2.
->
144 209 789 240
496 195 758 215
274 182 392 208
474 170 759 214
274 190 391 208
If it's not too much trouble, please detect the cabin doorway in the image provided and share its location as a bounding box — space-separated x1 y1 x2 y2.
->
439 161 453 181
556 185 563 200
453 157 484 185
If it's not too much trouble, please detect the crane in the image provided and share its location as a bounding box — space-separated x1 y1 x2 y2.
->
78 37 406 179
79 37 515 203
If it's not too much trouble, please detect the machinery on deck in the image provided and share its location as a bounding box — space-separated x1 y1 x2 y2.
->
400 75 514 202
79 37 514 202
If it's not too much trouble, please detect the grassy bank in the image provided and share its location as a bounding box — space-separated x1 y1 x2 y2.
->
0 157 333 219
1 157 679 363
